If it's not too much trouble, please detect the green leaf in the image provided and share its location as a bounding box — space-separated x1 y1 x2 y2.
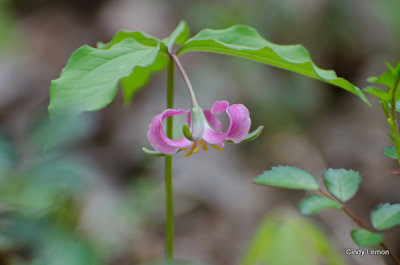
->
179 25 369 105
239 211 347 265
253 166 319 190
371 203 400 230
299 195 342 215
322 169 361 202
162 20 190 51
97 30 162 50
49 39 160 116
367 71 397 89
121 52 168 104
351 229 383 247
383 146 398 159
364 86 391 102
96 30 169 104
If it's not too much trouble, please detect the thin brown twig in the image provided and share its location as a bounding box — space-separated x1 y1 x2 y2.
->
318 189 400 265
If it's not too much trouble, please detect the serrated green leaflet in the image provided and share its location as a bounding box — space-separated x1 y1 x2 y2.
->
299 195 342 215
350 229 383 247
371 203 400 230
162 20 190 51
253 166 319 190
179 25 369 105
383 146 398 159
49 39 160 116
322 169 361 202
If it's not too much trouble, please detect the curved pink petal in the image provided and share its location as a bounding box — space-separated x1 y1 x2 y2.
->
203 103 251 144
211 100 229 115
147 109 192 155
225 104 251 143
204 110 222 132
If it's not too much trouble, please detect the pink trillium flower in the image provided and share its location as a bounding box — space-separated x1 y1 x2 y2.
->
147 100 255 156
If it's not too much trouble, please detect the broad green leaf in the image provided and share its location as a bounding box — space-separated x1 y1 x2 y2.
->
239 211 347 265
371 203 400 230
162 20 190 51
97 30 169 104
299 195 342 215
383 146 398 159
121 52 168 104
179 25 369 105
367 71 397 89
322 169 361 202
253 166 319 190
364 86 391 102
350 229 383 247
49 39 160 116
97 30 162 50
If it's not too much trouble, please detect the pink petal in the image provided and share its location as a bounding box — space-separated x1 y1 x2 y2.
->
204 110 222 132
211 100 229 115
147 109 192 155
203 103 251 145
225 104 251 143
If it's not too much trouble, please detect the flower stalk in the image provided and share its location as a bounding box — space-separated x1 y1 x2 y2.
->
170 53 199 107
165 56 175 264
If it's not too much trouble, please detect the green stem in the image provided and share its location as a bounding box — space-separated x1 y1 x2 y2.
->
389 80 400 165
165 57 175 264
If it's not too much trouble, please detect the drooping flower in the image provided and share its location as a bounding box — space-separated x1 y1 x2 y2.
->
146 100 262 156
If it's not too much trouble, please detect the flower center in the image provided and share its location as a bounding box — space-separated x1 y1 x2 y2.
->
181 140 224 157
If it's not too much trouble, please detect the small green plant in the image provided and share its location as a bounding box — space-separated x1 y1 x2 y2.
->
47 20 399 264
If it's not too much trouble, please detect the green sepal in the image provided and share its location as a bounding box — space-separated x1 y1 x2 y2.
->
226 125 263 144
182 123 193 141
351 229 383 247
142 147 168 157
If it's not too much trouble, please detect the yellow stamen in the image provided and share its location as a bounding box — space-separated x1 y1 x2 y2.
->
181 147 189 151
194 141 202 153
185 142 197 157
202 140 208 151
211 144 224 151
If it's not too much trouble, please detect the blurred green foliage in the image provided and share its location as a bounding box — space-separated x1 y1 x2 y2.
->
240 210 347 265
